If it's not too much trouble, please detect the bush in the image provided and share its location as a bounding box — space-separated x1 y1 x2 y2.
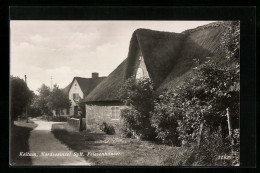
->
99 122 115 135
119 77 156 140
150 93 181 145
119 108 137 138
58 116 68 122
120 127 132 138
194 129 232 166
163 147 194 166
163 130 236 166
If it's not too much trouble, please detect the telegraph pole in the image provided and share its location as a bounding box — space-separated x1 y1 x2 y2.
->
51 76 53 91
25 75 28 123
50 76 53 121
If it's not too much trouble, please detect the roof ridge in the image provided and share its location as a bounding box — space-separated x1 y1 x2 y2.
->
74 76 106 80
181 21 225 34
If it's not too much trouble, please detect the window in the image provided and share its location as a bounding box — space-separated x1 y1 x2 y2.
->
111 107 120 120
72 93 80 100
136 67 144 79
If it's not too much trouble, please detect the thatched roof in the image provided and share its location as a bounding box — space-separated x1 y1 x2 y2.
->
85 21 228 103
157 21 228 93
64 76 106 97
85 29 186 102
84 60 127 102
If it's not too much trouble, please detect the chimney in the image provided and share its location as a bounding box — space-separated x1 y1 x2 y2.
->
92 72 99 79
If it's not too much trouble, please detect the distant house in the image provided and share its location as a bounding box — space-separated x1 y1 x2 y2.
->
61 73 106 116
84 21 228 131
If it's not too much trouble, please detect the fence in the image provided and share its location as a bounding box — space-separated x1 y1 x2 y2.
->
42 115 68 122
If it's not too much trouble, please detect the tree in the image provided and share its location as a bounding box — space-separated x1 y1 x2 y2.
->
29 93 42 118
10 76 33 121
36 84 51 115
47 84 71 115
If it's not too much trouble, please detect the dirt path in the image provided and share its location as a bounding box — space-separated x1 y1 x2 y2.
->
28 119 91 166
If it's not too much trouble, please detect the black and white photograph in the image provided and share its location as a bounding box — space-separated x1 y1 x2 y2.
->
10 20 240 166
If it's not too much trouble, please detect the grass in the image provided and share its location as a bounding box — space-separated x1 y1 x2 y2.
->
10 119 38 166
51 123 186 166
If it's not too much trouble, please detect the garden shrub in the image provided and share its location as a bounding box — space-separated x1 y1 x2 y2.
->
193 129 232 166
163 129 237 166
150 93 181 145
163 147 195 166
99 122 115 135
119 107 137 138
119 77 156 140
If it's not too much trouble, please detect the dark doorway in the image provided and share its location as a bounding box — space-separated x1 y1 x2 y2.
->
74 106 78 116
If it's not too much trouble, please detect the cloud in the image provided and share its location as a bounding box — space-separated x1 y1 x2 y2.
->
65 42 85 50
45 66 84 89
30 34 50 43
19 42 35 49
10 20 216 93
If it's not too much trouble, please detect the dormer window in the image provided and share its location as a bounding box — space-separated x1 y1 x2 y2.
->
136 67 144 79
139 56 143 60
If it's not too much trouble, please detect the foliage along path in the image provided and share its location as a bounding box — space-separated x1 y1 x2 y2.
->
28 119 91 166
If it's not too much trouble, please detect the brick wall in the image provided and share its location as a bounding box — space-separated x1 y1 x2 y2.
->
85 104 126 133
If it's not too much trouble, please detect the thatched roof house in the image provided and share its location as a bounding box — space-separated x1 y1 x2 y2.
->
85 21 228 103
83 21 232 131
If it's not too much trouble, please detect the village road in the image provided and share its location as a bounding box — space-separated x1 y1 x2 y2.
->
28 119 91 166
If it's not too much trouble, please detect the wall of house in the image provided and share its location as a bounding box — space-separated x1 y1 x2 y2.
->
69 79 84 115
85 104 126 133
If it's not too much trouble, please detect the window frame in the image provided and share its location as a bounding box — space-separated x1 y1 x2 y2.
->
72 93 80 100
111 106 120 120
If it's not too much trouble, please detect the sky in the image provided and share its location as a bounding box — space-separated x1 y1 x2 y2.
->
10 20 215 94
